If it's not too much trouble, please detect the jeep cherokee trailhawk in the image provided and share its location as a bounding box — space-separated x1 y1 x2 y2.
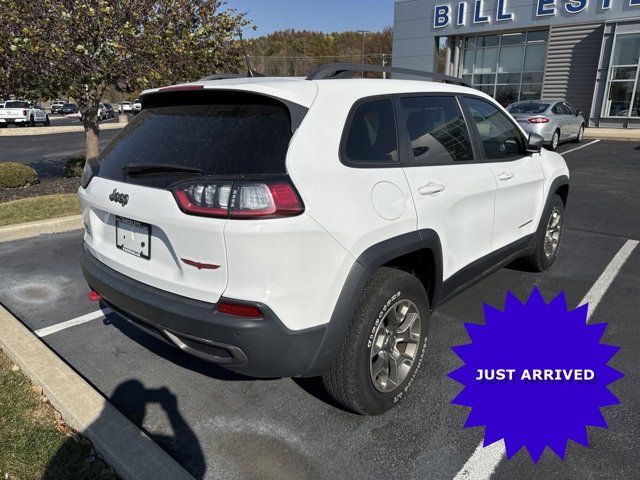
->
79 64 569 414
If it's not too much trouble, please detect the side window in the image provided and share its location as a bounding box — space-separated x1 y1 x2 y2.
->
562 103 575 115
399 95 474 164
552 103 562 115
343 98 398 165
463 96 526 161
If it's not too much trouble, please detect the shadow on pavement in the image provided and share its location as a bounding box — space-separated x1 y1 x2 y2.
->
42 380 205 479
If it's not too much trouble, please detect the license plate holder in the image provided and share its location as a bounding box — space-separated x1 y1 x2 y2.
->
116 216 151 260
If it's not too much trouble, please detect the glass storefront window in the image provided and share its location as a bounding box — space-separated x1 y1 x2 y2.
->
460 30 548 106
524 44 546 72
603 34 640 117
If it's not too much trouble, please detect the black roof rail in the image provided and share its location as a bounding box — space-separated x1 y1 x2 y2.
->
306 63 469 87
199 70 266 81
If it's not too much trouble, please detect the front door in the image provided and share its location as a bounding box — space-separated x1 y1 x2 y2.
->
461 96 545 251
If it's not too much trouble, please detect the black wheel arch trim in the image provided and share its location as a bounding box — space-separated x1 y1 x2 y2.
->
303 229 443 376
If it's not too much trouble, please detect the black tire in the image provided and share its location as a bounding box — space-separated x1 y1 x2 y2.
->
523 194 565 272
573 124 585 143
29 116 35 127
44 115 50 126
547 129 560 151
322 267 429 415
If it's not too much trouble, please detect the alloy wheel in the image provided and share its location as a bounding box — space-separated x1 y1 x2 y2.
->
369 299 421 393
544 206 562 258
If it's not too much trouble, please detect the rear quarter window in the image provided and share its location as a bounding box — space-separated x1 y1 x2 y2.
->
341 97 399 167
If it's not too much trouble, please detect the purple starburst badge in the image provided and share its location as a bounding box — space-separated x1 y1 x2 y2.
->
449 288 623 462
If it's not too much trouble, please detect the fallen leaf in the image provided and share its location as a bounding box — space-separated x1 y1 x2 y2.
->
32 385 43 396
11 365 19 372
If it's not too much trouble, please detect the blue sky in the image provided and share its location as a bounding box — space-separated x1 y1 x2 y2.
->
225 1 394 37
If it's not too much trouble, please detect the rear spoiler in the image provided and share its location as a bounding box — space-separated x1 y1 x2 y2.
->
139 86 308 134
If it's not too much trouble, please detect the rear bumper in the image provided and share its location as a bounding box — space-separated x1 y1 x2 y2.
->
81 248 327 378
0 118 26 124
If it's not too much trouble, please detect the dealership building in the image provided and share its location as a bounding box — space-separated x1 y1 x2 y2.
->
393 0 640 128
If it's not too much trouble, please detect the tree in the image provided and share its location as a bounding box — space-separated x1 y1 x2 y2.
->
0 0 250 158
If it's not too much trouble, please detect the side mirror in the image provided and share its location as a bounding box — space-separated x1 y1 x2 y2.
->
575 110 582 117
526 132 545 153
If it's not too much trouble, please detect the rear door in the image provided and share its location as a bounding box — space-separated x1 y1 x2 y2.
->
396 94 497 279
79 90 296 303
561 102 580 137
461 96 544 251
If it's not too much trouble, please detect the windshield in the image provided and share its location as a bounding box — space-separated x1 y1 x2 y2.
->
5 101 29 108
97 91 294 188
507 102 550 114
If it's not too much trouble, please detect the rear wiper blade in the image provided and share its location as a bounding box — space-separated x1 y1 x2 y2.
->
121 163 203 175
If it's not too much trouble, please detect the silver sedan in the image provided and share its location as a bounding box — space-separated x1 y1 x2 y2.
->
506 99 585 151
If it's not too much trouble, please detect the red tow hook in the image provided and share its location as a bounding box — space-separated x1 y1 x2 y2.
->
88 290 101 302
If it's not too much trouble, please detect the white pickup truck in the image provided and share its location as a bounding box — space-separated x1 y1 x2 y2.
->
0 100 50 127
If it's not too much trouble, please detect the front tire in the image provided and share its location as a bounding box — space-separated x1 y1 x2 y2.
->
573 124 585 143
322 267 429 415
44 115 50 126
29 117 35 127
523 194 564 272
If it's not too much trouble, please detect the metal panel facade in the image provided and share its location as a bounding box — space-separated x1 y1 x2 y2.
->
542 23 604 119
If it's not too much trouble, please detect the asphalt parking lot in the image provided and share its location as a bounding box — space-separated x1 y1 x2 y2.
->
1 128 120 176
0 139 638 479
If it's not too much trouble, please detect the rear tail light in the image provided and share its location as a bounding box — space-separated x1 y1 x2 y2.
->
22 110 27 116
217 301 263 318
173 180 303 219
528 117 550 123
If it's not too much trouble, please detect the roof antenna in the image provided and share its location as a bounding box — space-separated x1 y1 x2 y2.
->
237 29 261 77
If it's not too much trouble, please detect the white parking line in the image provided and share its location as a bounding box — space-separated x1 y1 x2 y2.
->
34 307 112 338
580 239 639 322
452 238 638 480
561 139 600 155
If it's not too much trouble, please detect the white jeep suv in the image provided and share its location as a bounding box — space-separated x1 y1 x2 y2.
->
79 64 569 415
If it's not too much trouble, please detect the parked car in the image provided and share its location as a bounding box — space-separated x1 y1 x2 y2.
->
60 103 78 115
119 101 132 113
103 103 115 118
98 103 107 120
132 98 142 114
50 100 66 114
79 64 569 415
0 100 49 127
506 99 585 151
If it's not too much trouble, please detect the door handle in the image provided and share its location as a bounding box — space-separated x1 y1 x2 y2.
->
418 182 446 196
497 171 514 181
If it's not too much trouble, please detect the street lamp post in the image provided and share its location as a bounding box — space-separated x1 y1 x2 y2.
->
357 30 370 78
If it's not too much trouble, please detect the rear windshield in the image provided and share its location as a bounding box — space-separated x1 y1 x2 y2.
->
5 101 29 108
507 102 549 114
97 91 293 187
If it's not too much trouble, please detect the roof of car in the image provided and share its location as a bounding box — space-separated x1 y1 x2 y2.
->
141 76 487 109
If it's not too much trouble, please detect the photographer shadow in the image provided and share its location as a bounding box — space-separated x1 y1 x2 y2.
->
42 379 206 479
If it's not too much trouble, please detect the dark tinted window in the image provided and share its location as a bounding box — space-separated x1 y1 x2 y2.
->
343 98 398 165
5 101 29 108
551 103 562 115
507 102 549 114
400 96 473 164
464 97 526 160
97 91 293 187
562 102 574 114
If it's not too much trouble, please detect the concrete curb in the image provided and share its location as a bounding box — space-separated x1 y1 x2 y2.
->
0 122 124 137
584 128 640 142
0 304 194 480
0 215 83 243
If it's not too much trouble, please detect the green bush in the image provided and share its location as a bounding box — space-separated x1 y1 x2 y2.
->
63 156 86 178
0 162 39 189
